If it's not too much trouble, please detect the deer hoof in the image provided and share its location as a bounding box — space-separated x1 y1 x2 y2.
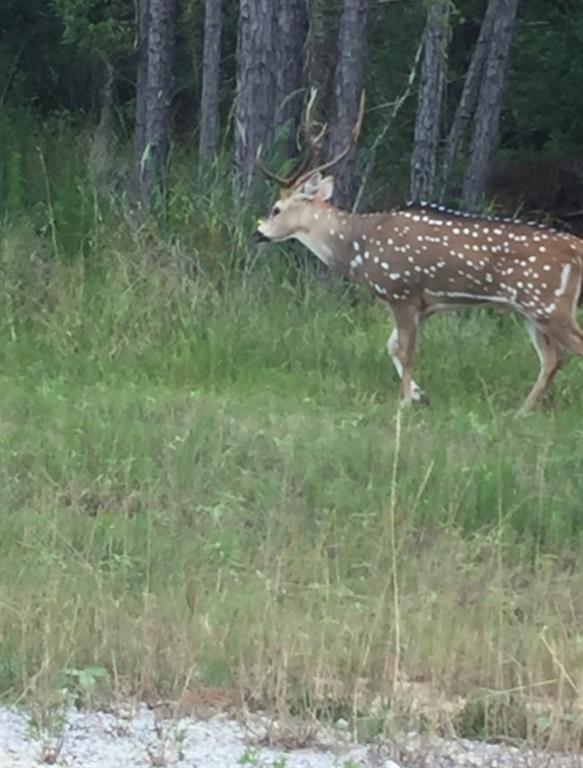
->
412 388 431 406
400 390 430 408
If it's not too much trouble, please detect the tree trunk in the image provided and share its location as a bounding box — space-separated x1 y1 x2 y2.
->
134 0 149 193
199 0 223 163
135 0 176 208
410 0 450 203
305 0 338 125
462 0 520 210
234 0 278 200
439 0 498 200
274 0 308 157
327 0 369 210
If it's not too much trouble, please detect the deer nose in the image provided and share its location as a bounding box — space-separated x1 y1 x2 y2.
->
252 229 271 244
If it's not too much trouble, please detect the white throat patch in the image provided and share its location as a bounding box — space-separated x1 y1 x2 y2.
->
294 231 335 267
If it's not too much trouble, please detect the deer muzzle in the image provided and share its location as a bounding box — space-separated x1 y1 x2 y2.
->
252 229 271 244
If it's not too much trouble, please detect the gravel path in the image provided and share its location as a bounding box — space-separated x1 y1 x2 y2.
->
0 705 580 768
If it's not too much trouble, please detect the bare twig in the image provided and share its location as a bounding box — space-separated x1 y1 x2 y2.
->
539 628 579 696
560 209 583 219
352 39 423 212
0 36 30 107
389 407 402 692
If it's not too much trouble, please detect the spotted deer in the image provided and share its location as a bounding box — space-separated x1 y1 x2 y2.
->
253 92 583 412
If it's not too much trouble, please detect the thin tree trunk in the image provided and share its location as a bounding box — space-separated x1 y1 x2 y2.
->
439 0 498 200
410 0 449 202
234 0 277 200
135 0 176 208
199 0 223 163
328 0 369 209
462 0 520 210
134 0 149 193
143 0 175 204
274 0 308 157
305 0 338 126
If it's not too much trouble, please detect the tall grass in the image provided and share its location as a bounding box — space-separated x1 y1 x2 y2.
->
0 110 582 750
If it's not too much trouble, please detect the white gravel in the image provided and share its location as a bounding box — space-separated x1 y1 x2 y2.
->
0 705 391 768
0 704 580 768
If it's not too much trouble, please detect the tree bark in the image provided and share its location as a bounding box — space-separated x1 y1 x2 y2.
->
327 0 369 210
134 0 149 193
274 0 308 157
135 0 176 208
439 0 498 200
305 0 338 125
410 0 450 203
462 0 520 210
199 0 223 163
234 0 278 200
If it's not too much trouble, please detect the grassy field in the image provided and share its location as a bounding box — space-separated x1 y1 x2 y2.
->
0 113 582 747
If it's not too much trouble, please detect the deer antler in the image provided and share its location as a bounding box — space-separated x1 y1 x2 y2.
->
292 90 366 189
257 89 365 190
256 88 329 189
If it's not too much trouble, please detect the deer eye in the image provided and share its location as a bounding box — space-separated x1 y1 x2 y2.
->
271 205 282 218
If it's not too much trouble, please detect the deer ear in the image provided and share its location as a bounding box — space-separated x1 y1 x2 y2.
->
299 172 323 197
300 173 334 201
316 175 334 201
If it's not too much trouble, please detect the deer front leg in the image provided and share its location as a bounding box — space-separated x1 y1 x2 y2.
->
389 305 424 406
387 327 428 405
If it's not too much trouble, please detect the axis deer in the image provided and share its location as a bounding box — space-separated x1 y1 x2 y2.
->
253 92 583 412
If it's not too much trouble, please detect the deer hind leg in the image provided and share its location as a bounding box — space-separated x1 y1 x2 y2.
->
520 320 564 413
542 306 583 357
387 329 429 404
390 305 422 406
559 319 583 357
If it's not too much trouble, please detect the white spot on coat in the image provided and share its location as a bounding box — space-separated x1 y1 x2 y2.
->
555 263 572 297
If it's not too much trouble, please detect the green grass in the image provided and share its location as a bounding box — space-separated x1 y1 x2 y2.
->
1 221 583 749
0 113 582 748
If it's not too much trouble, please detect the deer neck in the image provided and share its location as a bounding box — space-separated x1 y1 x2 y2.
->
294 204 373 275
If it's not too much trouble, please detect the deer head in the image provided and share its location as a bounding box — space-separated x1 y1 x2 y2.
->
253 90 365 246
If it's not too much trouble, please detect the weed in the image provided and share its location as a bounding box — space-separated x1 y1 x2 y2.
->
39 734 64 765
63 666 108 709
238 747 288 768
239 746 261 766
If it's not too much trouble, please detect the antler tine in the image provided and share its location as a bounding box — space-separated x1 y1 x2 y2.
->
255 89 329 189
256 144 295 186
294 90 366 187
280 88 328 187
301 88 328 149
303 87 318 138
